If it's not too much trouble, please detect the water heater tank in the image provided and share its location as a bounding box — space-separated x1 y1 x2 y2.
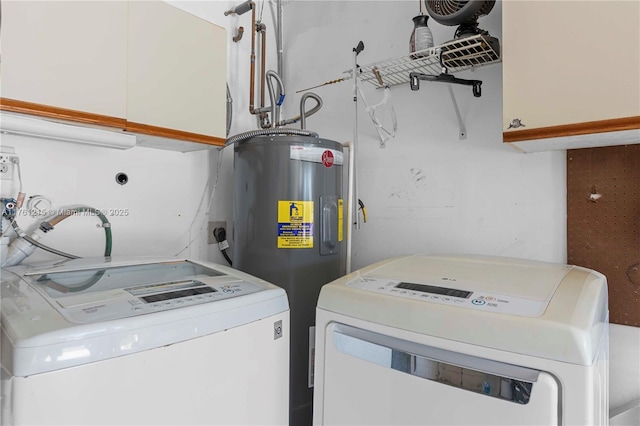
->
233 134 346 425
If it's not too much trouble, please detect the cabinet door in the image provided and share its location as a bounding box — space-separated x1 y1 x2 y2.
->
0 1 127 119
126 1 227 139
503 1 640 135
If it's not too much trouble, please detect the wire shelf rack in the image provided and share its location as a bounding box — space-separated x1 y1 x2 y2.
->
358 34 501 88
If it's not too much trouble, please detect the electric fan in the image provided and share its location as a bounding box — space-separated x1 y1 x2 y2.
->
409 0 500 97
424 0 497 39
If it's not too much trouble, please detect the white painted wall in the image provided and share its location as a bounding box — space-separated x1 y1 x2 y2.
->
0 133 218 263
281 0 566 270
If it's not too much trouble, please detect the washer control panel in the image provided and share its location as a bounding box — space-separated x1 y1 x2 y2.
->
58 279 262 324
347 277 548 317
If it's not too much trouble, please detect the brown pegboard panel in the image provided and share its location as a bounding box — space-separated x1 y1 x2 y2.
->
567 144 640 327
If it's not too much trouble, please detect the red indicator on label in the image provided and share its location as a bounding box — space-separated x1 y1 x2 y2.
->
322 150 334 168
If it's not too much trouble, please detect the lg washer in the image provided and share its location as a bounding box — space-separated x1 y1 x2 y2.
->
1 257 289 425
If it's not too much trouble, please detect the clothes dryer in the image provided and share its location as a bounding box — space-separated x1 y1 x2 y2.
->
1 257 289 425
313 254 608 425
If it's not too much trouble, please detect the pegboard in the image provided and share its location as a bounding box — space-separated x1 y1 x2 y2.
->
567 144 640 327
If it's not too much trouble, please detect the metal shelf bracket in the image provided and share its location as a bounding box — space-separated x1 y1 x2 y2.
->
448 85 467 140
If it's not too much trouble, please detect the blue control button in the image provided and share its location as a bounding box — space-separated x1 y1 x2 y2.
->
471 299 486 306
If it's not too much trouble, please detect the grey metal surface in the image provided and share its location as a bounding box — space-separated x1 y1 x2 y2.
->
233 134 345 426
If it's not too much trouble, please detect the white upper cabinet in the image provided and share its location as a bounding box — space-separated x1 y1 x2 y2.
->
127 1 227 140
1 1 128 121
0 1 227 146
502 0 640 151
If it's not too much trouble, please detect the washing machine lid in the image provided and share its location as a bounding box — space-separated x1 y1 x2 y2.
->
1 257 289 376
348 254 572 316
317 254 608 365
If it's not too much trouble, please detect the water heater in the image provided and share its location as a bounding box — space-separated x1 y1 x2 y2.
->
233 133 346 425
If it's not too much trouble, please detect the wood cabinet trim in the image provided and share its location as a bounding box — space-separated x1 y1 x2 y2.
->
1 98 127 129
125 122 225 147
0 98 225 147
503 116 640 143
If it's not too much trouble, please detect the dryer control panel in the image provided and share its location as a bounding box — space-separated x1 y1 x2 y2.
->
347 277 548 317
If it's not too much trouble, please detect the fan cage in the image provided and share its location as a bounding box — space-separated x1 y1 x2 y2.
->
425 0 495 25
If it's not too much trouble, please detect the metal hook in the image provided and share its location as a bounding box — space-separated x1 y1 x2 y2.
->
438 49 449 74
472 81 482 97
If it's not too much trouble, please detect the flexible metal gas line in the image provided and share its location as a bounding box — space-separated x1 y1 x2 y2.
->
266 70 285 128
225 90 323 145
225 128 319 147
299 93 322 130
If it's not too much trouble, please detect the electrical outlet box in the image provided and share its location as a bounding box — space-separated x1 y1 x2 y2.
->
207 221 227 244
0 147 18 181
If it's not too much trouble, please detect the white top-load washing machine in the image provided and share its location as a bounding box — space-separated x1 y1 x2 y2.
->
313 254 609 426
1 257 289 425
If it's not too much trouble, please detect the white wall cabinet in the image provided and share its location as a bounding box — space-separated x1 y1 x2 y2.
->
502 0 640 152
1 1 128 125
126 1 226 140
0 1 227 146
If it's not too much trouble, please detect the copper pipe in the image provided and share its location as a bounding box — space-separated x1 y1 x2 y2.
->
227 0 267 122
232 26 244 43
242 2 269 128
48 211 75 226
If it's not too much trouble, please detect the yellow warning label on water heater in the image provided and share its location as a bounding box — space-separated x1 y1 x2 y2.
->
277 201 314 248
338 199 344 242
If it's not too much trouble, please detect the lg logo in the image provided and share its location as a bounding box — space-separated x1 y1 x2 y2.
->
274 320 283 340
